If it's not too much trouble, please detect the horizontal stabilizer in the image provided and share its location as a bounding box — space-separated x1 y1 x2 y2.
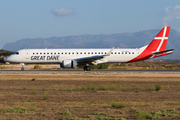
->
152 49 175 56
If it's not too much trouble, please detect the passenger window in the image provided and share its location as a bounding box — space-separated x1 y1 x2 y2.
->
33 53 35 55
61 52 63 54
84 52 86 54
98 52 100 54
115 52 116 54
47 53 49 54
77 52 78 54
101 52 103 54
16 52 19 55
65 52 67 54
91 52 93 54
54 53 56 54
58 52 60 54
88 52 90 54
51 53 53 54
80 52 82 54
118 52 120 54
36 53 38 55
95 52 97 54
132 52 134 54
129 52 131 54
40 53 42 54
122 52 124 54
105 52 107 54
125 52 127 54
44 53 45 54
69 52 71 54
111 52 113 54
72 52 74 54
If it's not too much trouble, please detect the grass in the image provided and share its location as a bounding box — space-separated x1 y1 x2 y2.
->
43 91 49 100
134 109 178 119
87 83 97 92
59 111 71 115
3 109 32 113
111 102 125 109
23 84 27 90
31 87 36 94
0 73 180 119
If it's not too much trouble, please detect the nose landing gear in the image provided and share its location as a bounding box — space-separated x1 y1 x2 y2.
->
20 63 24 71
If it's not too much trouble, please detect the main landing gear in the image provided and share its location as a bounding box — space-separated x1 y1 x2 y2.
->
20 63 24 71
83 64 91 71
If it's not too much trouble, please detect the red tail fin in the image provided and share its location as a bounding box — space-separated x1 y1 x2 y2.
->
146 26 170 52
127 26 171 63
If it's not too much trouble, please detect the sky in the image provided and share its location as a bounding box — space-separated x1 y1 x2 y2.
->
0 0 180 49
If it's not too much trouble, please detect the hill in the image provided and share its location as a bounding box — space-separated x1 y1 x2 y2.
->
3 28 180 59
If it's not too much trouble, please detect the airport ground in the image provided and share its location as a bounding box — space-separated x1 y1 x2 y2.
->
0 72 180 120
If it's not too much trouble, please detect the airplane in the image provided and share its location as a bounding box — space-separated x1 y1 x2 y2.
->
5 26 174 71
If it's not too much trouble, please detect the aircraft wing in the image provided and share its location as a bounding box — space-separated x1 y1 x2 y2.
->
76 47 114 64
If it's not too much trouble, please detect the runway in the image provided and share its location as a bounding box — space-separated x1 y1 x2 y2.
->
0 69 180 73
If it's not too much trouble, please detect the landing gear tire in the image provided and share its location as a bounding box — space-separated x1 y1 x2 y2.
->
83 66 91 71
83 66 86 71
21 67 24 71
86 66 91 71
20 63 25 71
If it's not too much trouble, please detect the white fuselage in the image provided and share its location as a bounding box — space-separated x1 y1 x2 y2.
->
6 48 143 64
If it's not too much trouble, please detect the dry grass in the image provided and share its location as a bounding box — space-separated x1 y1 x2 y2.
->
0 73 180 119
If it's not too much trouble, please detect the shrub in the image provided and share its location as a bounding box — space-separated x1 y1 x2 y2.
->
90 63 110 69
32 78 36 81
87 83 96 91
34 64 42 70
155 83 161 91
111 102 125 108
77 85 86 91
28 98 32 102
110 84 117 90
98 84 109 91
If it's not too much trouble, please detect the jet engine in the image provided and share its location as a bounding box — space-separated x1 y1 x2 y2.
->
61 60 78 68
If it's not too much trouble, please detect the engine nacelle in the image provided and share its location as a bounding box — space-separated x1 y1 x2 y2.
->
61 60 78 68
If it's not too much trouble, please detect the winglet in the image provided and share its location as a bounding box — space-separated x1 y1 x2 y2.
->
103 47 114 56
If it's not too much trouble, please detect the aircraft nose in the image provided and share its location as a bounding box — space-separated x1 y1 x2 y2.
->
4 56 10 62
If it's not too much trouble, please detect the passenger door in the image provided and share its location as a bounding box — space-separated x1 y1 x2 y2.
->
25 50 30 59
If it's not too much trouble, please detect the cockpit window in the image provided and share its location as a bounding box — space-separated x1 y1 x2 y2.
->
13 52 19 55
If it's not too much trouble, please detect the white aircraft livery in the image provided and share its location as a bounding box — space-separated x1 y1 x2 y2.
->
5 26 174 71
